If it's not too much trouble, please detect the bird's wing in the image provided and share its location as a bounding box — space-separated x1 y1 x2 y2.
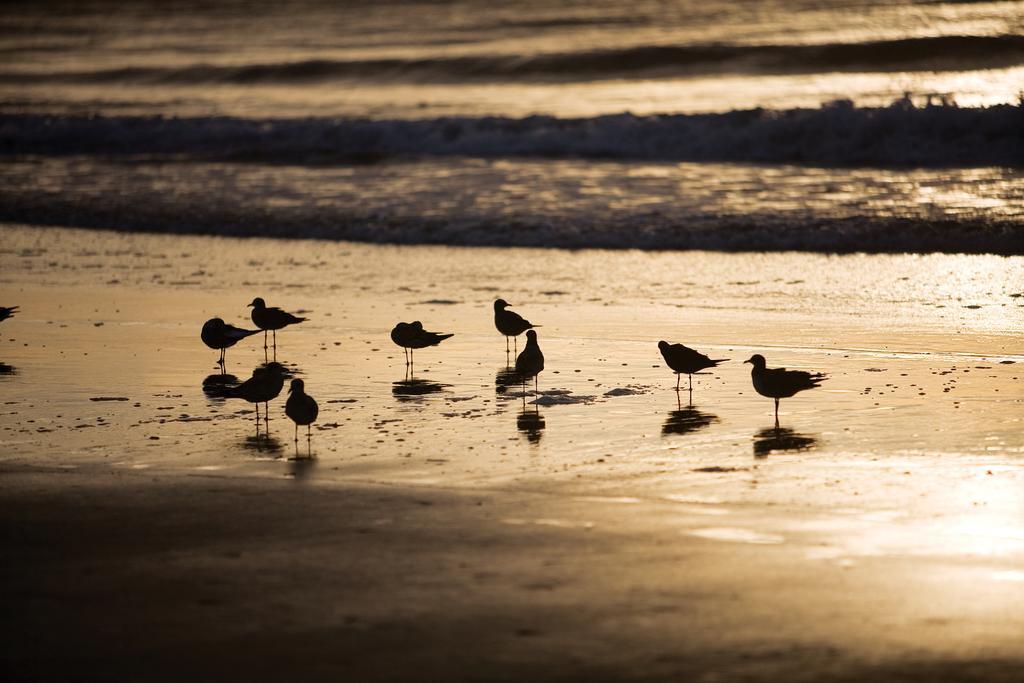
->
225 324 259 340
508 311 531 327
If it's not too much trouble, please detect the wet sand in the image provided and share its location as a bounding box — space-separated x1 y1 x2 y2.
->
5 464 1024 683
2 225 1023 680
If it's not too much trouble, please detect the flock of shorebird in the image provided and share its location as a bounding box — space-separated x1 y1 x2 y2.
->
196 297 828 451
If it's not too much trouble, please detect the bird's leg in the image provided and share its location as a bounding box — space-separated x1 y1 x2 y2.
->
263 330 268 350
505 336 510 354
294 423 298 444
534 375 539 394
514 335 518 355
675 373 680 392
687 386 693 408
273 329 277 349
255 402 260 428
689 373 693 393
774 399 779 425
264 401 270 428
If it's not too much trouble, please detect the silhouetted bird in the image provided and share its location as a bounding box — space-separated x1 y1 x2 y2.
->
658 341 728 392
0 306 19 323
223 364 286 423
390 321 453 367
515 329 545 393
744 354 827 421
201 317 260 365
285 378 319 452
494 299 538 355
248 297 306 350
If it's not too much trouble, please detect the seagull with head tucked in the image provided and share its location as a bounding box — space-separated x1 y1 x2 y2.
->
390 321 453 367
201 317 260 366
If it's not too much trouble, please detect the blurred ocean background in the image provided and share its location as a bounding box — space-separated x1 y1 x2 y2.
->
2 0 1022 252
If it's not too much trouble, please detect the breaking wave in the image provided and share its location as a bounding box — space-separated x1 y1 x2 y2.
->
4 101 1023 167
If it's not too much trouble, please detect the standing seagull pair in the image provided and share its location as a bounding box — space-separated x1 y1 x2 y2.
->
659 342 826 419
493 299 544 392
200 298 305 365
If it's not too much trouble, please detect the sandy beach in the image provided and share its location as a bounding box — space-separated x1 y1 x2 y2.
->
2 225 1022 680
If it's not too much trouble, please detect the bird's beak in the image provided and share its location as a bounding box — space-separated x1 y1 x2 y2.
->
246 303 253 307
743 358 751 364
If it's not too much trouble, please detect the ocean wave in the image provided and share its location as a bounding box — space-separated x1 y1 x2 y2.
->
3 35 1023 84
3 101 1022 167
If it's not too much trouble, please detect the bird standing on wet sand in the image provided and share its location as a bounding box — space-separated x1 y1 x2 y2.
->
222 364 286 425
494 299 538 355
285 378 319 454
744 354 827 422
248 298 307 352
658 341 729 393
201 317 260 366
515 329 545 393
0 306 19 323
390 321 453 368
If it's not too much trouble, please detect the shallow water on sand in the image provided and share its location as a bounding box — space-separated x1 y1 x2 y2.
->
1 225 1022 562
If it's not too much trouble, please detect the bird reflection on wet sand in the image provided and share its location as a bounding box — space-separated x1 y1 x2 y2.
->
202 373 240 398
392 378 448 401
287 454 316 478
517 405 546 444
494 367 522 392
753 425 819 458
240 432 284 456
662 405 719 437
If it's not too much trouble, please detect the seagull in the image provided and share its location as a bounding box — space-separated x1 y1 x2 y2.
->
515 329 545 393
248 298 307 351
658 341 729 392
201 318 260 366
222 364 286 424
494 299 538 355
285 378 319 454
390 321 453 367
0 306 19 323
744 354 827 422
